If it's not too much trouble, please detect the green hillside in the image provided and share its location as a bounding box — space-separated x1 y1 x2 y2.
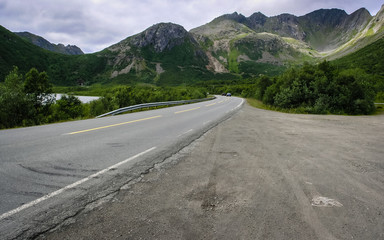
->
332 38 384 77
0 25 108 86
332 38 384 101
0 25 51 80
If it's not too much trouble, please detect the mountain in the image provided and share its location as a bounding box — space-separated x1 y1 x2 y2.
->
190 14 316 76
15 32 84 55
190 7 380 76
1 6 383 86
98 23 213 85
331 12 384 79
298 8 371 51
325 5 384 59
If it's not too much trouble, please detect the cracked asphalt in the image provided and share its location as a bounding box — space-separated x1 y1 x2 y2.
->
38 103 384 240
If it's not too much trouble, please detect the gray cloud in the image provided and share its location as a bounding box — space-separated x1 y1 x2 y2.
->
0 0 382 53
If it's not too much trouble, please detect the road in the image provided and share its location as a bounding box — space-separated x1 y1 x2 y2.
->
40 102 383 240
0 96 243 239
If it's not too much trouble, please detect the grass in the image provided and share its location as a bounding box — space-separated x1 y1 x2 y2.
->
228 48 240 73
374 104 384 115
246 98 300 113
246 98 269 110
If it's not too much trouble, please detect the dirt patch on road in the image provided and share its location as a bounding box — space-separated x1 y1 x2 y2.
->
40 103 384 240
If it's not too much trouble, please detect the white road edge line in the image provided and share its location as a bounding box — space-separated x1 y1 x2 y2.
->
0 147 156 221
178 129 193 137
203 120 211 125
235 99 245 110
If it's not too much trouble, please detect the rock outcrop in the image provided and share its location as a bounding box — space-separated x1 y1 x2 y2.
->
130 23 194 52
104 23 208 80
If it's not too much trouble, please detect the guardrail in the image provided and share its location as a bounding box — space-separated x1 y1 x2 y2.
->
96 97 216 118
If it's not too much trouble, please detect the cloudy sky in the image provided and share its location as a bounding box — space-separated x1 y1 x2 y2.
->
0 0 382 53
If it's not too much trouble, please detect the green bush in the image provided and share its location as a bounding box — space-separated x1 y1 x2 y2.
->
53 95 84 120
262 61 376 114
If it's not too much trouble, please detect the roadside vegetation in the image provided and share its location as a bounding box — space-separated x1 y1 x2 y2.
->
0 67 207 129
197 60 382 115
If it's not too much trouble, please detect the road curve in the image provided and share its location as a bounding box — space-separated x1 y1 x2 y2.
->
41 103 384 240
0 95 243 239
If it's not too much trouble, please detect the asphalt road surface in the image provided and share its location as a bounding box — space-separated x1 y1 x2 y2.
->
38 102 384 240
0 96 243 239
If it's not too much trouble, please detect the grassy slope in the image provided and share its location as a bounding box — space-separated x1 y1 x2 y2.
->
0 25 51 80
0 25 110 86
332 38 384 76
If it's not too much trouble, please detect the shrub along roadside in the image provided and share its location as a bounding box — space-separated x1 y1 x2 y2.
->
262 61 377 115
204 61 380 115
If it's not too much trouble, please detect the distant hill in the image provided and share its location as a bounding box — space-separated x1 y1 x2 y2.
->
15 32 84 55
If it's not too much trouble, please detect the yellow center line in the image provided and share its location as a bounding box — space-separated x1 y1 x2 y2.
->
174 107 201 114
67 115 162 135
218 101 224 103
205 102 217 107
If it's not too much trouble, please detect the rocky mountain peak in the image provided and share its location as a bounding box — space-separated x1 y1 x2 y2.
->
247 12 268 29
214 12 247 24
302 8 348 27
15 32 84 55
368 4 384 35
275 13 297 23
343 8 372 31
263 13 305 40
352 7 371 16
130 22 192 52
374 4 384 21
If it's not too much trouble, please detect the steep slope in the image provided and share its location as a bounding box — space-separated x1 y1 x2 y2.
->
15 32 84 55
0 25 51 80
326 4 384 59
299 8 372 52
190 13 317 76
210 8 372 52
99 23 211 85
190 7 379 76
191 17 254 73
332 37 384 77
0 25 106 85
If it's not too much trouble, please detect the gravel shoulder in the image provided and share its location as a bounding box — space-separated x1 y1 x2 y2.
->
39 103 384 240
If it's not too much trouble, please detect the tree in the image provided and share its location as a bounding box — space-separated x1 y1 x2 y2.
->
0 67 33 128
254 76 272 100
24 68 54 122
